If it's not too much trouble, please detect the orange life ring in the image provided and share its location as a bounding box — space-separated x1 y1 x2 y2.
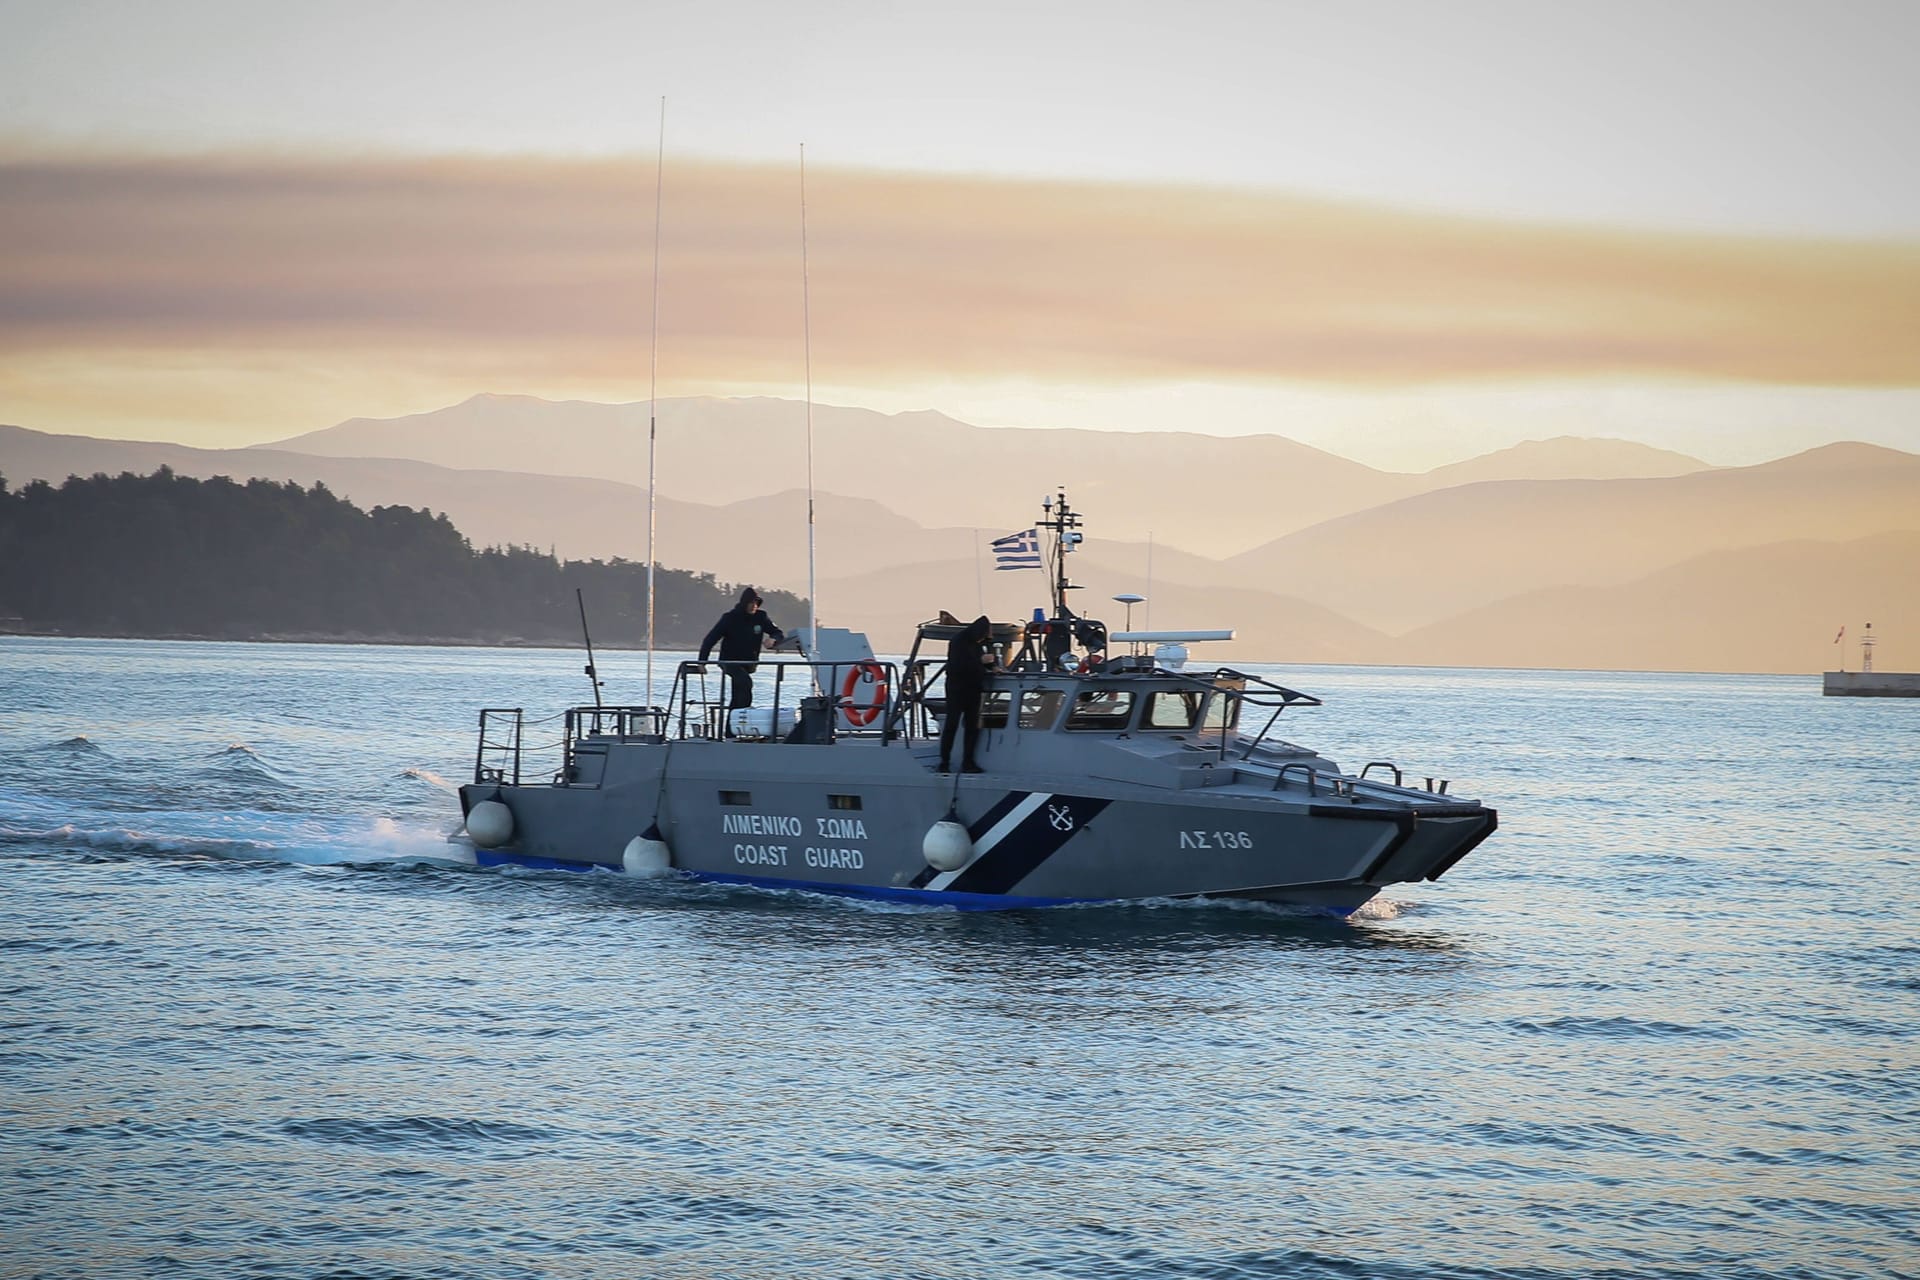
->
839 662 889 726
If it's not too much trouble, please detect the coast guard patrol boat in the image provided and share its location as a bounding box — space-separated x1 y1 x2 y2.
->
456 493 1497 912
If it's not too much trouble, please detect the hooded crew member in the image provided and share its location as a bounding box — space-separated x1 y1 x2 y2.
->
699 587 785 711
939 615 995 773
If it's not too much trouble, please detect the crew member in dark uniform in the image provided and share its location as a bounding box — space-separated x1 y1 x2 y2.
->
698 587 785 713
938 614 995 773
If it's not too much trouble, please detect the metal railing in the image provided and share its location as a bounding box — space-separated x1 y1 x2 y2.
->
1360 760 1403 786
471 659 913 786
474 708 523 785
1270 758 1459 804
1274 762 1356 799
666 658 906 743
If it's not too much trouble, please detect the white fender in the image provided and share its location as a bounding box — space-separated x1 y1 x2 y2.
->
623 829 673 877
923 819 973 872
464 799 514 849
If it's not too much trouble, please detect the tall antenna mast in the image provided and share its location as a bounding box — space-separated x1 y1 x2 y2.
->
800 143 818 651
1037 488 1081 619
576 588 604 711
645 97 666 704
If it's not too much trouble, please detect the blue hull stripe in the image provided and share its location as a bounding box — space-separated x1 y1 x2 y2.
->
471 847 1090 909
684 869 1094 911
474 850 618 872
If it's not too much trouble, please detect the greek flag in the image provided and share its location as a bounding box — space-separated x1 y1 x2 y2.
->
992 528 1043 571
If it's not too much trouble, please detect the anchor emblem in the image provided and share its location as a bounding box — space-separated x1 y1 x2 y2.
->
1048 803 1075 831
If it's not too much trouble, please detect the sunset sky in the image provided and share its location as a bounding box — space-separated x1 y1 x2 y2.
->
3 0 1917 469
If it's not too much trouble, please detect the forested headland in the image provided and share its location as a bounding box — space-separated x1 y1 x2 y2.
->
0 468 805 647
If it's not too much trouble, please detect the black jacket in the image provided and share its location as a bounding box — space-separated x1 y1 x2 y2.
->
699 605 784 664
946 616 995 695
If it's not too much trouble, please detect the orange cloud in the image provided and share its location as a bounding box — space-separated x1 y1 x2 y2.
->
3 151 1918 388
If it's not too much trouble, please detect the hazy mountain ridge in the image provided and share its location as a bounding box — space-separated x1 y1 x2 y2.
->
0 424 1211 596
0 423 717 565
1420 436 1710 486
263 395 1756 565
1225 449 1920 633
271 394 1425 556
6 410 1916 673
1396 530 1920 673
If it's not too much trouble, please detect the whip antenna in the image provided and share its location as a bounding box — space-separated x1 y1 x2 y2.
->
800 143 818 653
576 588 604 711
645 96 666 706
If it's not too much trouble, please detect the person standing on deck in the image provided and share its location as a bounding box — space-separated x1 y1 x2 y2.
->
939 615 995 773
698 587 784 712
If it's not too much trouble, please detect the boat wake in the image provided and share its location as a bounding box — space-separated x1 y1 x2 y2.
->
397 767 460 795
1350 896 1410 921
0 805 468 871
1084 893 1411 922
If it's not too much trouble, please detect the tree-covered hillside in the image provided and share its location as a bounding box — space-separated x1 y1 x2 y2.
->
0 468 805 647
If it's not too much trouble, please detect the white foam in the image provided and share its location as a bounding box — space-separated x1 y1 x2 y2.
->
2 808 476 872
398 767 459 795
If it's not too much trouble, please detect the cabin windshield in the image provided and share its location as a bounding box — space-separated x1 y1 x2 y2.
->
1065 688 1135 731
1141 688 1202 731
979 690 1012 729
1200 681 1244 733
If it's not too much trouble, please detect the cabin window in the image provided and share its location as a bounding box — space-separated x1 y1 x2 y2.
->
1019 689 1065 730
1199 685 1243 733
1065 689 1135 731
719 790 752 806
1142 689 1202 730
828 794 862 810
978 691 1012 729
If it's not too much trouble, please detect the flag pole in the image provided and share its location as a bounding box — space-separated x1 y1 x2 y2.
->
973 528 985 614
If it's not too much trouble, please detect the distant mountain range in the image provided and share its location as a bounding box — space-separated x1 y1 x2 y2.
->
268 394 1716 557
1399 529 1920 675
1222 443 1920 633
4 395 1914 674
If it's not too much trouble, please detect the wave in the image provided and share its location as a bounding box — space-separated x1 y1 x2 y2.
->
40 735 107 755
206 742 288 783
0 821 279 861
1507 1014 1738 1040
277 1114 560 1151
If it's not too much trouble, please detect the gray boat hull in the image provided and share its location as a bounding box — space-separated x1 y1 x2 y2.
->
457 735 1495 913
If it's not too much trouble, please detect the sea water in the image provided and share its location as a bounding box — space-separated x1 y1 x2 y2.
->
1 637 1916 1279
